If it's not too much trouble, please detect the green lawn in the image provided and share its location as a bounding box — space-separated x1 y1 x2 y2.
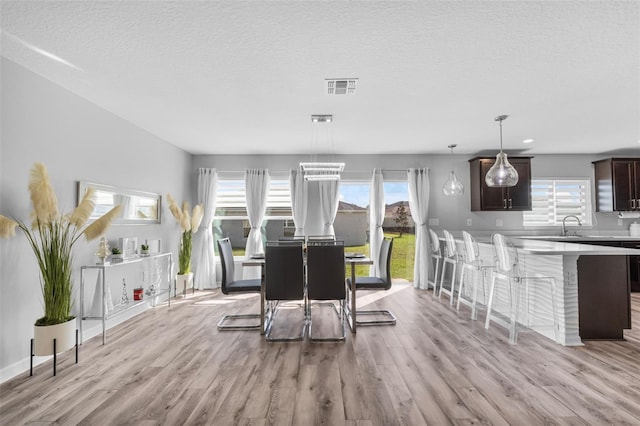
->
344 232 415 281
232 232 416 282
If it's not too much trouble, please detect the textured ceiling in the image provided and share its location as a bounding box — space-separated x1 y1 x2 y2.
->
1 1 639 155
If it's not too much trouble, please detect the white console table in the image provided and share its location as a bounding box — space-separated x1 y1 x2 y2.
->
80 252 173 344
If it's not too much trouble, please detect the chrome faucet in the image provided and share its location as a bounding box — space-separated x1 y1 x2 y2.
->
561 215 582 236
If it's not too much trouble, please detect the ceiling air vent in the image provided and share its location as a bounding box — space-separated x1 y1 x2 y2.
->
326 78 358 95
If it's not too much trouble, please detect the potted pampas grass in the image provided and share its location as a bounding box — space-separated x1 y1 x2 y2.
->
0 163 122 355
166 194 203 295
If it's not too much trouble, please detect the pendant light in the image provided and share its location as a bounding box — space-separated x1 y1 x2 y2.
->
485 115 519 187
442 144 464 196
300 114 344 181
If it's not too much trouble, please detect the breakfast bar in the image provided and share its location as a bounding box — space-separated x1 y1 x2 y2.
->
473 238 640 346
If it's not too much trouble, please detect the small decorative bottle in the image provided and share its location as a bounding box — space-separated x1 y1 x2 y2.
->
120 278 129 304
96 237 111 265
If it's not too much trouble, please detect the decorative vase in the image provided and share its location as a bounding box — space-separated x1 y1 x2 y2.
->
111 253 123 262
33 317 76 356
176 272 194 295
90 274 114 317
140 249 150 256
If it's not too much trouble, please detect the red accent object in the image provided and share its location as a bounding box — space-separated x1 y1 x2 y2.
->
133 288 143 301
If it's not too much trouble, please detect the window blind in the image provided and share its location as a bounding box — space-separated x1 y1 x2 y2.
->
523 179 592 226
214 179 292 218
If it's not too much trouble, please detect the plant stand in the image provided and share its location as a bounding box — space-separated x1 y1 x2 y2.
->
30 329 79 377
176 272 194 297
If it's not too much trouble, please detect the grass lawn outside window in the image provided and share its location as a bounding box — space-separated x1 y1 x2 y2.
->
231 232 415 282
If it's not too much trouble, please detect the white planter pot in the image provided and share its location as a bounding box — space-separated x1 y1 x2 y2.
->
176 272 194 295
33 318 76 356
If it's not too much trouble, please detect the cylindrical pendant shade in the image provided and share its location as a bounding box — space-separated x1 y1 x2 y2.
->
442 171 464 196
485 152 519 187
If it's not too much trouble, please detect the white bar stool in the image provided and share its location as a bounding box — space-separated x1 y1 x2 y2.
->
428 228 442 295
439 230 461 306
457 231 492 320
484 233 558 344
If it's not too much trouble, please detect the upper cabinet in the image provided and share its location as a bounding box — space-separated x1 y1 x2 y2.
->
593 158 640 211
468 157 532 211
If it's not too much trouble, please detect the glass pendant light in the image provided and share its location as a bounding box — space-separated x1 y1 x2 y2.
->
442 144 464 196
485 115 519 187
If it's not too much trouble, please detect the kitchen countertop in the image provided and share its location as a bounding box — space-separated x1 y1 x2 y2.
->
507 238 640 255
519 235 640 242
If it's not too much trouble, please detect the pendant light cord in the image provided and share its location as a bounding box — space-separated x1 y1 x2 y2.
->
447 144 457 171
495 114 508 154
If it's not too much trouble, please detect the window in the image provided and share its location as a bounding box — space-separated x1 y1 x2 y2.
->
383 181 414 281
214 178 292 219
523 179 593 227
213 177 293 254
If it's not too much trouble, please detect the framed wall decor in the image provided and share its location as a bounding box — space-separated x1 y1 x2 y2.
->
78 181 162 225
119 237 138 259
145 239 162 254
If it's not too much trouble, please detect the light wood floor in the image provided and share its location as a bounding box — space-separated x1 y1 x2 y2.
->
2 286 640 425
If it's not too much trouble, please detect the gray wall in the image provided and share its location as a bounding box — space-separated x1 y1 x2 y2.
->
0 59 193 381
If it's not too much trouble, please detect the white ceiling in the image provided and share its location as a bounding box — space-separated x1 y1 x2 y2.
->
1 1 639 156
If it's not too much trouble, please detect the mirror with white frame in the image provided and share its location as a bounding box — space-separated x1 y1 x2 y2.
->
78 181 162 224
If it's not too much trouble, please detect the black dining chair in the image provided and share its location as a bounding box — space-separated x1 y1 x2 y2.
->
346 237 396 327
306 240 347 341
264 241 306 341
216 238 262 331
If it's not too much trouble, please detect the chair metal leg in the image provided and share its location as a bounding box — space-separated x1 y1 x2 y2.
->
345 285 396 328
309 301 346 341
264 301 307 342
354 308 396 326
217 314 262 330
346 267 358 333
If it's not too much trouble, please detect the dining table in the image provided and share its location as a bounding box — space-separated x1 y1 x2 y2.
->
241 252 373 335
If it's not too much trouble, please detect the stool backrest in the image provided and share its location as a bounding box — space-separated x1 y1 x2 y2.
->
492 233 519 274
462 231 479 263
442 229 458 258
428 228 441 253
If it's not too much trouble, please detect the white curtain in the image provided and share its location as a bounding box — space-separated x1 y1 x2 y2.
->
192 168 218 290
244 169 270 278
369 168 385 276
289 168 307 237
407 168 431 289
318 176 341 236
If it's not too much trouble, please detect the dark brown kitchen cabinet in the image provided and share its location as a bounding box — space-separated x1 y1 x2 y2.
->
469 156 532 211
573 239 640 293
593 158 640 211
622 242 640 292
